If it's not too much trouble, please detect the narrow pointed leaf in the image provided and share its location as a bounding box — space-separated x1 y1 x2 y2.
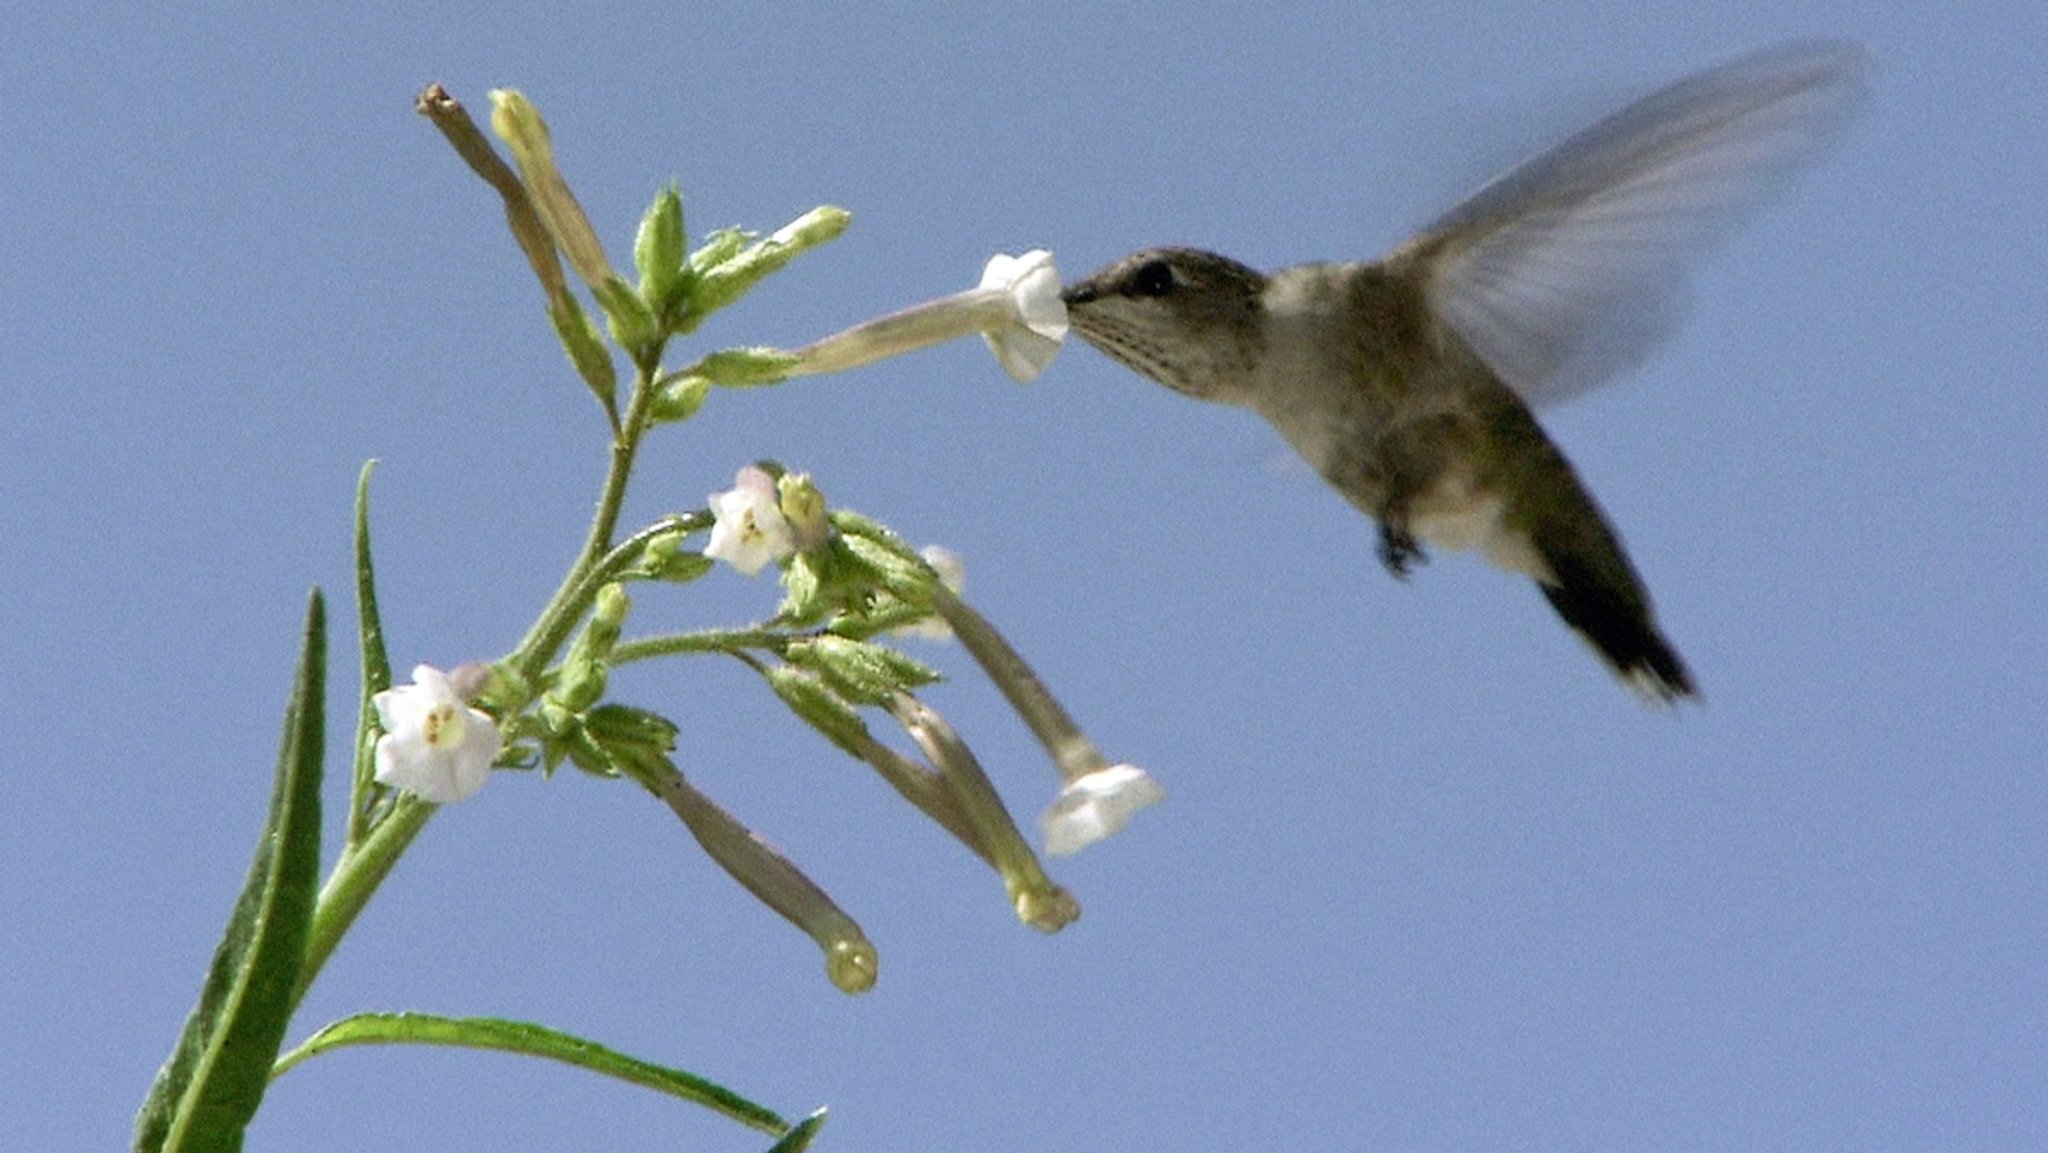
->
271 1013 788 1137
350 462 393 845
134 592 327 1153
764 1109 829 1153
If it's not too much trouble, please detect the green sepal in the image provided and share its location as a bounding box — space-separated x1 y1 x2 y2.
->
641 532 716 584
764 665 871 757
546 584 622 714
648 374 712 425
686 227 747 275
684 206 850 324
593 275 660 353
634 185 689 321
271 1012 789 1138
548 294 617 413
786 635 942 706
134 593 326 1153
472 661 531 718
558 720 615 779
695 346 803 388
585 703 681 770
778 550 830 625
835 530 932 602
548 660 608 714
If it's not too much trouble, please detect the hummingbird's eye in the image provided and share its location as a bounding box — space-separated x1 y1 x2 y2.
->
1129 259 1177 297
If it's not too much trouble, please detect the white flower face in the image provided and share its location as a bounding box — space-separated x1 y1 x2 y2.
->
704 466 797 576
1038 763 1166 857
372 664 503 803
979 249 1069 383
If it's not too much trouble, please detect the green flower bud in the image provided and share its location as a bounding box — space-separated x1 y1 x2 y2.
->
776 472 831 553
659 551 715 584
549 660 608 714
588 582 629 648
640 530 715 584
634 184 689 318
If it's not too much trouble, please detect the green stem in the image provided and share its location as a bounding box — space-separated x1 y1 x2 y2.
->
512 513 710 687
610 625 792 666
291 794 436 1009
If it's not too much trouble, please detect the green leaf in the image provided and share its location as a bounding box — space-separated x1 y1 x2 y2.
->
134 592 327 1153
764 1108 829 1153
271 1012 790 1138
349 462 393 846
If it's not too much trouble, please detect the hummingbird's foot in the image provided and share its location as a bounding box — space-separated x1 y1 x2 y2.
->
1376 520 1427 580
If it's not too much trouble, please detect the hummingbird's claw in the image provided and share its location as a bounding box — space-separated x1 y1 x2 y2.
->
1376 520 1427 580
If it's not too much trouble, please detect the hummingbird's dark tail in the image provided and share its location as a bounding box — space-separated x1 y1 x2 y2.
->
1532 542 1696 705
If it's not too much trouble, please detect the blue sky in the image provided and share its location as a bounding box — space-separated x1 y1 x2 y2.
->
4 3 2043 1151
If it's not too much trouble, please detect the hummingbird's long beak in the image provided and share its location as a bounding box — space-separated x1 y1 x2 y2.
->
1060 281 1101 306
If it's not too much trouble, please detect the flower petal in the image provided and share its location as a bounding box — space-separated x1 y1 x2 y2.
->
371 664 502 803
979 249 1068 382
704 465 796 576
1039 763 1166 856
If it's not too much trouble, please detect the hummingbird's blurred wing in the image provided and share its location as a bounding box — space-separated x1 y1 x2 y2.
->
1399 40 1868 406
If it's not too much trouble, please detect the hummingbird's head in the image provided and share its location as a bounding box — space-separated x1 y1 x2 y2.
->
1061 248 1268 401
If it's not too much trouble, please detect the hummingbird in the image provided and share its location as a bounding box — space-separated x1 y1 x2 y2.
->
1061 41 1867 704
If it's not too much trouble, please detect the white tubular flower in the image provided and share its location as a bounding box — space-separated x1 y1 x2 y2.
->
787 250 1069 382
977 249 1068 383
704 465 796 576
892 545 967 641
1039 763 1167 857
373 664 503 804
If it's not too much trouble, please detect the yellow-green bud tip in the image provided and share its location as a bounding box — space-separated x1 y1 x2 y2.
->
1015 885 1081 934
826 936 879 994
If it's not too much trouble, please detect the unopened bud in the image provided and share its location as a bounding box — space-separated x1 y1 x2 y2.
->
634 184 689 317
488 89 616 290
